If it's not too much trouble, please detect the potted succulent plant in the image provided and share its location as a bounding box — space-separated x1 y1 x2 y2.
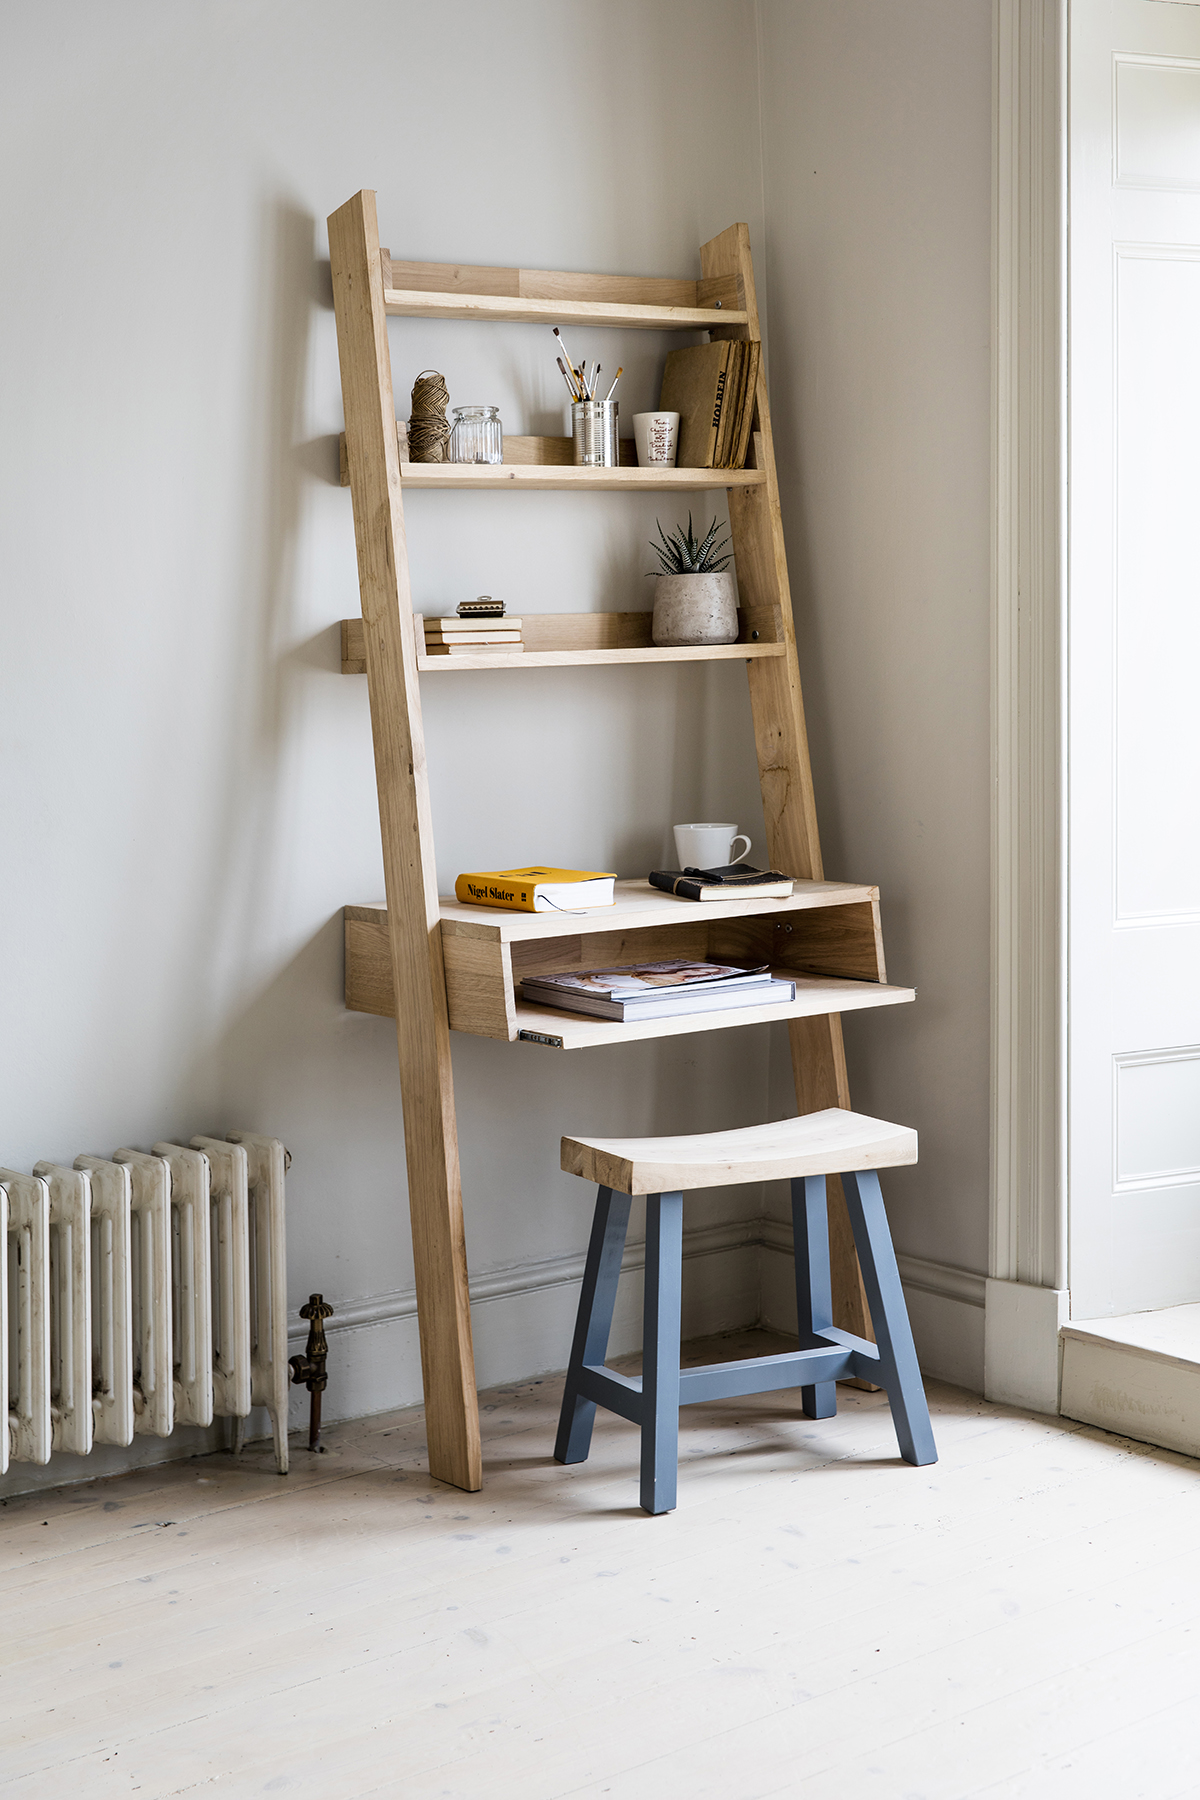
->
648 513 737 646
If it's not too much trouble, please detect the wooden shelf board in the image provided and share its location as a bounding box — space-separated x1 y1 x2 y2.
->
507 970 914 1050
339 429 762 489
341 615 783 674
347 879 881 945
339 431 641 485
390 461 764 492
414 643 784 671
383 287 748 331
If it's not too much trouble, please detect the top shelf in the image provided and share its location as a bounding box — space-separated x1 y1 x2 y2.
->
384 288 749 331
380 253 749 332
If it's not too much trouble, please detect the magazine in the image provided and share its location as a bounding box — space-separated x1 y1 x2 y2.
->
521 958 770 1002
519 973 796 1023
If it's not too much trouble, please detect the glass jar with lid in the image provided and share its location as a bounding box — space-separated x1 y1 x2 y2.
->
446 404 503 465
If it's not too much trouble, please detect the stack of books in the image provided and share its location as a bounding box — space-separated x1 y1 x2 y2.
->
422 616 524 657
659 341 762 471
520 957 796 1023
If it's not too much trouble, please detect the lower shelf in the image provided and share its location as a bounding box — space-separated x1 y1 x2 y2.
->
341 613 784 673
508 972 914 1050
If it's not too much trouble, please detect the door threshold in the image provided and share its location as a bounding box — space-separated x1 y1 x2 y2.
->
1060 1305 1200 1459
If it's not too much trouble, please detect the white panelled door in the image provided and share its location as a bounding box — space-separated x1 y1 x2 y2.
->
1070 0 1200 1315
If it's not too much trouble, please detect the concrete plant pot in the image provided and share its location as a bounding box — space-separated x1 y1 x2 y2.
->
651 571 738 646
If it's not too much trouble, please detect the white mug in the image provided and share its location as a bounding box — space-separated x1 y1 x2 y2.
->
673 822 752 870
633 411 680 467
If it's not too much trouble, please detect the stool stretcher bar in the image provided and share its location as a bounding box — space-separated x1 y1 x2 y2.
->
578 1338 881 1419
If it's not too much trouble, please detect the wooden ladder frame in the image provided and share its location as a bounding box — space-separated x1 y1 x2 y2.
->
329 189 872 1493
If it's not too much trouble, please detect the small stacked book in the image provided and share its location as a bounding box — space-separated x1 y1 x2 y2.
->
520 958 796 1022
422 615 524 656
658 340 762 471
648 863 794 902
455 866 616 912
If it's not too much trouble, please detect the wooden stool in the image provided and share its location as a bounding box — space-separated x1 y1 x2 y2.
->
554 1109 937 1513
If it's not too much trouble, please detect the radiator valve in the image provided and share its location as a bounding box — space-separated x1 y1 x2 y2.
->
289 1293 334 1453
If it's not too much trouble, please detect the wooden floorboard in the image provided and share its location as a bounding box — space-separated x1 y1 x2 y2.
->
3 1330 1199 1799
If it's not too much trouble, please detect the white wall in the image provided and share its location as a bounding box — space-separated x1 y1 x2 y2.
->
0 0 773 1490
0 0 995 1492
757 0 993 1384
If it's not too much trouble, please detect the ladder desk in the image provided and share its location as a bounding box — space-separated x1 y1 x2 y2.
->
329 189 914 1492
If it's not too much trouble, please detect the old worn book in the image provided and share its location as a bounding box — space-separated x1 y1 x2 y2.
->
454 866 616 912
424 630 523 645
729 341 761 470
714 341 746 469
659 341 735 468
424 641 525 656
422 615 523 631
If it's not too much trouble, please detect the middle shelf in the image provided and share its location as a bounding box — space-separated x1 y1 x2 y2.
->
338 429 767 490
345 879 915 1049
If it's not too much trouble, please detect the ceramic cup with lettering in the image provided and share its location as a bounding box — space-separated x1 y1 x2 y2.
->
633 411 680 467
673 822 752 870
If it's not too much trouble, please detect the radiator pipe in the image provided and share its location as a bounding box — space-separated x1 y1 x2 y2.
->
289 1293 334 1452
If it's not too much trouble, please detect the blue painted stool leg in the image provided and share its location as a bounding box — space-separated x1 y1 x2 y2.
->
791 1175 837 1419
555 1186 632 1465
640 1191 683 1515
840 1169 938 1466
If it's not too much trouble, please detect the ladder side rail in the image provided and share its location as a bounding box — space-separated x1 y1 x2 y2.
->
700 223 874 1345
327 189 481 1493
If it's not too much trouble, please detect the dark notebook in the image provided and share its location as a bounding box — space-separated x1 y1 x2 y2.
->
649 863 793 902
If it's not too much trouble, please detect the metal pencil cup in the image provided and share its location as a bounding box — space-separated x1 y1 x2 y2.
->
572 400 620 467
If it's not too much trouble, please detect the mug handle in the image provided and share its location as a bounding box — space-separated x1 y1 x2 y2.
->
729 834 752 865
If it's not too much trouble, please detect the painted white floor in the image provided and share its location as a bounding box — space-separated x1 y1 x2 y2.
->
5 1330 1200 1800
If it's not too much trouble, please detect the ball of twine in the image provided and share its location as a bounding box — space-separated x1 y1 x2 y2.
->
408 369 451 463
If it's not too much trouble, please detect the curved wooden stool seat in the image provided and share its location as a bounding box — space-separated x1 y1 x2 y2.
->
562 1108 918 1194
555 1109 936 1514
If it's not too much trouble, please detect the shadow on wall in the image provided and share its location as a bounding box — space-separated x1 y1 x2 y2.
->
164 197 376 1195
180 195 319 1052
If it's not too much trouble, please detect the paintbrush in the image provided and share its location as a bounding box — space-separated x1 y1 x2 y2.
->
603 367 623 402
552 327 584 394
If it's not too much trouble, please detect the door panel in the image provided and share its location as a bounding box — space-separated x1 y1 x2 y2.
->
1115 55 1200 188
1070 0 1200 1317
1114 249 1200 921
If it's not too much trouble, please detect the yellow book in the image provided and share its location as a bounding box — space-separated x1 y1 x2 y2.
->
454 866 616 912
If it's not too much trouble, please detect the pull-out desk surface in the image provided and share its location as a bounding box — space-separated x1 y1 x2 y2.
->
345 879 914 1049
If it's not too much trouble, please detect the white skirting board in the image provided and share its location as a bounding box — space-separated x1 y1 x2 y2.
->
984 1276 1069 1415
1060 1305 1200 1460
1 1225 991 1496
0 1221 763 1495
304 1219 764 1423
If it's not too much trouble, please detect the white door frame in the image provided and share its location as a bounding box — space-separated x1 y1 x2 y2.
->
986 0 1071 1412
